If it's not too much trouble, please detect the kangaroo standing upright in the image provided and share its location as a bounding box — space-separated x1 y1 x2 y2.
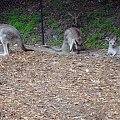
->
0 24 34 56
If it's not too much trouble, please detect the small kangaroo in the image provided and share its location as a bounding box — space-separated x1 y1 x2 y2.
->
106 36 120 56
64 27 85 54
0 24 34 56
44 27 85 54
44 12 85 54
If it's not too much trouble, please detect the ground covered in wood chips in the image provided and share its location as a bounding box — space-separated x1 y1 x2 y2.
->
0 46 120 120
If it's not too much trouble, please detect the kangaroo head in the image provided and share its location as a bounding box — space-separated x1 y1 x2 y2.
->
110 36 116 46
106 36 116 46
75 38 84 54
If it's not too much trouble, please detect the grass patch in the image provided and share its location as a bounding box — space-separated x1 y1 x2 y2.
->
1 3 120 49
4 7 41 44
80 3 120 49
47 17 120 49
84 18 120 49
47 18 63 46
86 33 108 49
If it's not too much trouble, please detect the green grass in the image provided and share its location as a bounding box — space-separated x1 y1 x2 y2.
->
79 3 120 49
86 33 108 49
2 4 120 49
87 18 120 48
47 17 120 49
47 18 63 46
46 3 120 49
4 8 41 44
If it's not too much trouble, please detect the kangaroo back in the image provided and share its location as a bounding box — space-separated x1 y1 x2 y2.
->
0 24 33 51
64 27 85 53
44 27 85 54
64 27 84 44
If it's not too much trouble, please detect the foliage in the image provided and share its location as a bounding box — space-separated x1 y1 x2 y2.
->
1 2 120 49
49 0 64 10
4 8 40 44
46 3 120 49
47 18 63 46
81 4 120 49
47 16 120 48
86 33 108 49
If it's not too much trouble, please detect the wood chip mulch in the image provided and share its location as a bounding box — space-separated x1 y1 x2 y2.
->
0 47 120 120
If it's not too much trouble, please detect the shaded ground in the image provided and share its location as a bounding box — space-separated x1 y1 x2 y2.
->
0 47 120 120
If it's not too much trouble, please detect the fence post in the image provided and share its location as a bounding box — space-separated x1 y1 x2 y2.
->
40 0 45 45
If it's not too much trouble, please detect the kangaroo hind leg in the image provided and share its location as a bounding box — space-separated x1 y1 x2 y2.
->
69 39 74 52
0 36 9 56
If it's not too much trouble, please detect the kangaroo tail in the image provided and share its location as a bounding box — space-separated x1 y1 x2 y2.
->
51 47 62 52
43 44 62 52
17 35 34 51
21 44 34 51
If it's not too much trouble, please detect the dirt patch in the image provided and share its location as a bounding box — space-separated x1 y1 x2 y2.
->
0 47 120 120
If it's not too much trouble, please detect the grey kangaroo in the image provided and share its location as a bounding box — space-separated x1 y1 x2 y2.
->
44 27 85 54
0 24 34 56
106 36 120 56
44 12 85 54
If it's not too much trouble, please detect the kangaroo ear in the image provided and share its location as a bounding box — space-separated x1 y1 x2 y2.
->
112 36 116 41
105 37 110 42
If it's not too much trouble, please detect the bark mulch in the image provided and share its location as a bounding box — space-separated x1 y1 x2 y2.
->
0 47 120 120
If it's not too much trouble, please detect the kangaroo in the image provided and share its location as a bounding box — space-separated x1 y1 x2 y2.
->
106 36 120 56
44 27 85 54
0 24 34 56
64 27 85 54
44 12 85 54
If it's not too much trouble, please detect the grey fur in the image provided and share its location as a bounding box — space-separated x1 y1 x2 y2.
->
44 27 85 54
0 24 33 56
106 36 120 56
